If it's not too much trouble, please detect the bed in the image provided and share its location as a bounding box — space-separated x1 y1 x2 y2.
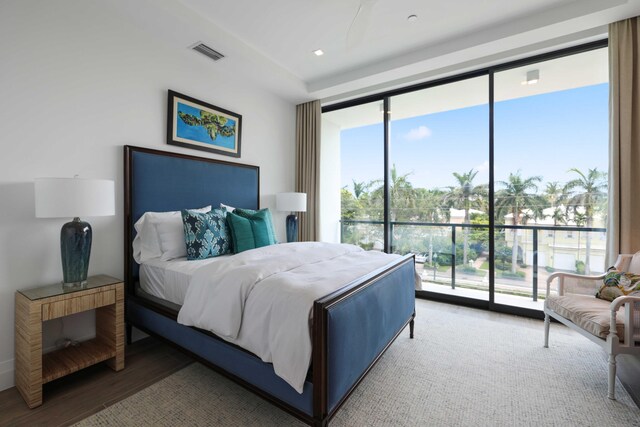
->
123 145 416 426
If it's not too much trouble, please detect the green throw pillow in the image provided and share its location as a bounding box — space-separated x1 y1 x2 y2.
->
181 208 231 260
233 208 278 244
226 210 277 254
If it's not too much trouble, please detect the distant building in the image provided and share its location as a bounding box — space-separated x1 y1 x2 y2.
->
503 206 606 273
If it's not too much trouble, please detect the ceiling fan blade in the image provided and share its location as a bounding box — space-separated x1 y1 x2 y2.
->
346 0 376 49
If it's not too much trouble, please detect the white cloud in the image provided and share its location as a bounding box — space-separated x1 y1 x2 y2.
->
404 125 432 141
475 160 489 172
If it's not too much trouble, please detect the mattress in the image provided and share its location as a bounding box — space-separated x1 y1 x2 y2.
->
139 256 231 306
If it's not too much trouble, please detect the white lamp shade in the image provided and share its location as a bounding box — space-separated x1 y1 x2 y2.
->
35 177 115 218
276 192 307 212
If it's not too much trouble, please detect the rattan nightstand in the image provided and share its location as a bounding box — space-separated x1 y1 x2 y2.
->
14 275 125 408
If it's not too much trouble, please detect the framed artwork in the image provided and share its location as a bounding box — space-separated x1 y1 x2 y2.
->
167 90 242 158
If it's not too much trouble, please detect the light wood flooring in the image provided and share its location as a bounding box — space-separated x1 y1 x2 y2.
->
0 337 193 427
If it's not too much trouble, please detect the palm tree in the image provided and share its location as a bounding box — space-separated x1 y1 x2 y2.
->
564 168 607 274
370 164 415 222
352 180 370 199
444 169 487 266
495 171 543 273
545 182 567 269
413 187 448 265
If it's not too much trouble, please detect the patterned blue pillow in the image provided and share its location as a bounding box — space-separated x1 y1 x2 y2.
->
181 208 230 260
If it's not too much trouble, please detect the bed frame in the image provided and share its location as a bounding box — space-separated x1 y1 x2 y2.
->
123 145 416 426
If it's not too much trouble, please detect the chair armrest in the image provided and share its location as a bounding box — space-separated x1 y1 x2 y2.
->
609 296 640 345
610 295 640 312
546 272 606 297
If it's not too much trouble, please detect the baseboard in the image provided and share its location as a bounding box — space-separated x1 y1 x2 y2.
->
0 358 15 392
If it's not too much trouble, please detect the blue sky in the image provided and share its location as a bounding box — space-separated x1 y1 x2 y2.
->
340 83 608 192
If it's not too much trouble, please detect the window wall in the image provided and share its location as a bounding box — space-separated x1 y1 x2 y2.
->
321 42 609 316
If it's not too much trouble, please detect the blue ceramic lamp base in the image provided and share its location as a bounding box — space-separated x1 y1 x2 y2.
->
286 213 298 243
61 217 92 287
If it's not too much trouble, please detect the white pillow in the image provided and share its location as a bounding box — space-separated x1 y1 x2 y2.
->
220 203 235 213
132 215 162 264
132 206 211 263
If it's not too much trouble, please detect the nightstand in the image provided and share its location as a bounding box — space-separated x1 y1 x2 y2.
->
14 275 125 408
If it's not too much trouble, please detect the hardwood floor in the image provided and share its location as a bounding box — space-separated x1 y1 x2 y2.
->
0 337 193 427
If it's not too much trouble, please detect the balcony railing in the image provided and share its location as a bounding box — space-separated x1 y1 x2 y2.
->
341 219 607 305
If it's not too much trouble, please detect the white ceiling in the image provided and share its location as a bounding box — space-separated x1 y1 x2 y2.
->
181 0 575 82
111 0 640 104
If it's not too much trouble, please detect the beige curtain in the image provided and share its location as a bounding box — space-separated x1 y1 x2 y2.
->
607 17 640 265
295 100 321 241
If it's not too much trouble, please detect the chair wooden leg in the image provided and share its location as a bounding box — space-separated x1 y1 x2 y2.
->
544 313 550 348
608 353 617 400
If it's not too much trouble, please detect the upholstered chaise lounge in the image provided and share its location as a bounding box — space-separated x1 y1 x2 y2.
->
544 254 640 400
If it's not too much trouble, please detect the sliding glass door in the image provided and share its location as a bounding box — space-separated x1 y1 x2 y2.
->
493 48 609 311
388 76 489 301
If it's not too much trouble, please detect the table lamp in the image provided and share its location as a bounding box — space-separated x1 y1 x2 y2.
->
276 192 307 243
35 177 115 287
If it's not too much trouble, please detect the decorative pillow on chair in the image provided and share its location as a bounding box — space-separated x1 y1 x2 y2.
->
596 270 640 301
226 210 277 254
233 207 277 244
181 208 230 260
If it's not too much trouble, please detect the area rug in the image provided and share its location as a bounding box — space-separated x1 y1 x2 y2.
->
75 299 640 426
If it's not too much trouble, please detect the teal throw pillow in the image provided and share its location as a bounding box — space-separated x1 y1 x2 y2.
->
226 210 276 254
233 207 278 244
181 208 230 260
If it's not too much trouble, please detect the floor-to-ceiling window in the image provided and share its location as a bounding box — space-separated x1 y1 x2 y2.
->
323 101 385 250
388 76 490 301
493 47 608 311
322 42 608 316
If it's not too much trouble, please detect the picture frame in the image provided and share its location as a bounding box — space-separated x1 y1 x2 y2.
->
167 90 242 158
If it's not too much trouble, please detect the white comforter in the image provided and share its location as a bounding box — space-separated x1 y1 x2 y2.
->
177 242 401 393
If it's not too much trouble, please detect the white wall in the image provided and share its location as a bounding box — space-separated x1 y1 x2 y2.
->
0 1 295 391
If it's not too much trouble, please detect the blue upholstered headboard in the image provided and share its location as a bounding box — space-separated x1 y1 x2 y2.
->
124 145 259 292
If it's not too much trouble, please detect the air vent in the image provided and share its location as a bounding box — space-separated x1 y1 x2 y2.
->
191 42 225 61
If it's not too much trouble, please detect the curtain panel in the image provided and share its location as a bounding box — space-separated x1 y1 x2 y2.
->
607 17 640 265
295 100 321 241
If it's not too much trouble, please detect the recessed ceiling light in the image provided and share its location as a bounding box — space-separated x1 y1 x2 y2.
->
313 49 324 56
407 14 418 22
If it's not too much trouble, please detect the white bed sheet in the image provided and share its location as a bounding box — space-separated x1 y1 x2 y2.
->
139 256 231 306
177 242 402 393
140 244 406 394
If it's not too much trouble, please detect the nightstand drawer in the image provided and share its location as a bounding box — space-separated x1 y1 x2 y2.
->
42 290 115 321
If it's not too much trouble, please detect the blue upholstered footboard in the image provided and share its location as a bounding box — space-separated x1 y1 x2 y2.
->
323 257 415 413
127 299 315 415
